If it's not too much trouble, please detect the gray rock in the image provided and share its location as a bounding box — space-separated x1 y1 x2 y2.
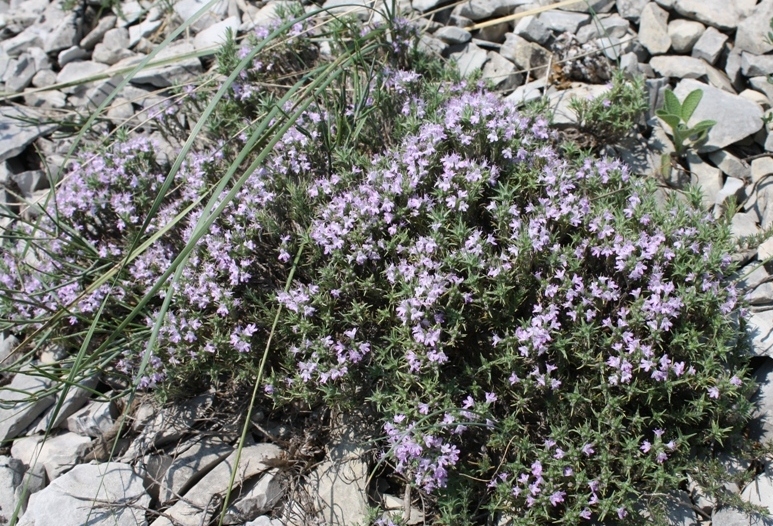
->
193 15 239 50
478 22 510 43
149 443 282 526
34 377 97 434
711 508 758 526
13 462 45 516
504 78 545 105
3 52 36 92
245 518 283 526
106 97 136 125
304 437 369 526
760 237 773 261
116 0 145 26
93 27 134 65
455 0 514 21
57 46 89 67
742 89 771 109
2 26 45 57
452 42 488 78
672 0 740 30
690 26 727 65
79 15 117 50
513 15 551 45
750 282 773 305
122 394 211 460
538 10 588 33
11 432 91 481
742 463 773 515
736 0 773 55
56 60 109 88
731 211 761 240
752 157 773 184
128 19 162 47
748 310 773 357
743 53 773 78
576 13 630 43
737 263 770 292
751 77 773 107
702 62 734 94
157 435 233 504
66 399 116 437
0 368 55 442
0 456 24 524
673 79 764 152
418 34 447 55
222 470 284 524
549 83 609 126
649 56 706 78
321 0 373 19
240 0 294 30
616 0 648 20
667 19 704 54
709 150 750 181
714 176 746 216
499 33 550 79
28 47 50 71
43 12 79 53
639 3 671 55
0 335 19 366
18 463 150 526
381 493 424 525
433 25 471 44
481 51 522 91
128 41 202 87
173 0 229 31
559 0 615 13
686 151 722 208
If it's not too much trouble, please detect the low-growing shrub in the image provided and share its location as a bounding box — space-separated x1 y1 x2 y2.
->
0 11 755 526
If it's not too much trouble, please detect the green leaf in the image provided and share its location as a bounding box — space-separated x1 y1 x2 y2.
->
663 89 681 117
656 112 681 131
680 89 703 122
687 120 716 137
660 153 673 180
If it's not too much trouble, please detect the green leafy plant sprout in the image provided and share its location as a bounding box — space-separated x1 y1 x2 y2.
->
656 88 715 158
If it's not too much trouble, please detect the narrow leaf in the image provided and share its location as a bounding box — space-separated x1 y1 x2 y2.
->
680 89 704 123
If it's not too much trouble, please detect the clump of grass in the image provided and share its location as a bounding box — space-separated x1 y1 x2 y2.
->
0 7 758 526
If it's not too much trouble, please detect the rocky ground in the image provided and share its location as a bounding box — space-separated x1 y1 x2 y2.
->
4 0 773 524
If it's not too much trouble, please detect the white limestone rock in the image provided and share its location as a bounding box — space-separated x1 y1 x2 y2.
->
639 2 671 55
0 368 55 442
672 0 740 31
193 15 239 50
667 19 704 54
691 26 727 65
736 0 773 55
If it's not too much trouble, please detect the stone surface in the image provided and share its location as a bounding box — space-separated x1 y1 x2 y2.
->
193 15 239 50
550 83 610 127
127 41 202 87
504 78 545 105
691 26 726 65
451 43 488 78
753 157 773 184
0 368 55 442
66 399 116 437
56 60 109 87
616 0 648 20
129 19 162 47
667 19 704 54
18 463 150 526
34 376 98 433
499 33 550 79
43 12 79 53
57 46 89 67
576 13 629 43
150 443 282 526
157 435 233 504
742 463 773 517
0 456 24 524
649 55 706 78
731 211 761 240
709 150 750 181
513 15 550 45
671 0 740 30
559 0 615 13
673 79 764 152
433 25 471 45
3 52 35 92
736 0 773 55
750 282 773 305
481 51 521 91
11 432 91 481
743 53 773 78
686 152 722 208
639 2 671 55
173 0 229 32
222 469 284 524
538 10 588 33
79 14 117 49
748 310 773 357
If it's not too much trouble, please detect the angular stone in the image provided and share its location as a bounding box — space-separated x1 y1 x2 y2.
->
559 0 615 13
451 42 488 78
753 157 773 184
0 456 24 524
742 89 770 109
714 177 746 215
106 97 136 125
538 10 589 33
173 0 229 31
686 151 722 208
127 41 202 88
157 435 233 504
57 46 89 67
66 399 115 437
17 463 150 526
478 22 509 43
750 283 773 305
736 0 773 55
222 470 284 524
549 83 610 127
748 310 773 357
149 443 282 526
576 13 630 43
13 462 44 517
709 150 750 181
482 51 521 91
743 53 773 78
11 432 91 481
504 78 545 105
193 15 239 50
672 0 740 30
56 60 109 88
34 377 97 434
616 0 648 20
673 79 764 152
433 25 471 45
2 26 45 57
690 26 726 65
667 19 704 54
499 33 550 79
3 52 36 93
455 0 510 21
116 0 145 26
0 369 55 442
79 15 117 50
731 211 761 240
43 12 79 53
742 463 773 515
649 56 706 79
639 2 671 55
129 19 162 47
712 508 769 526
513 15 550 45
